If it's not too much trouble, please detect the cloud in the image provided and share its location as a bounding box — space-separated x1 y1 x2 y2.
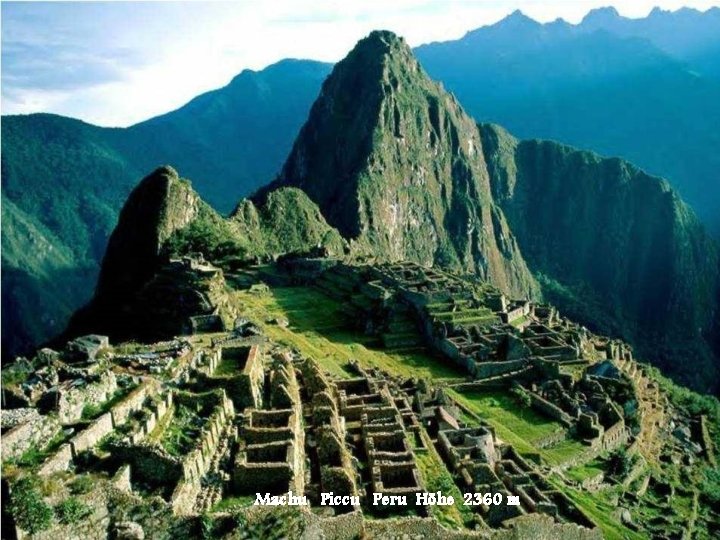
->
2 0 719 126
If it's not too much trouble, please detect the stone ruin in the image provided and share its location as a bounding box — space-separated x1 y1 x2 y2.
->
4 259 677 539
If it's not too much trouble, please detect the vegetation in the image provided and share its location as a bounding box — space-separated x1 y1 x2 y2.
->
414 432 474 529
55 497 92 525
565 459 605 483
510 385 532 416
164 204 248 263
69 474 95 495
8 477 54 534
160 402 207 457
232 285 465 381
2 59 330 360
14 429 70 469
606 448 636 478
700 466 720 505
451 389 588 467
547 475 645 540
417 11 720 237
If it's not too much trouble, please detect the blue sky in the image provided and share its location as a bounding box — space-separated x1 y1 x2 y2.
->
2 1 719 126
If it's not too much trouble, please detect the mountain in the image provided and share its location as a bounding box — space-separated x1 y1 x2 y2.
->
260 30 538 299
580 6 720 78
65 166 345 342
415 9 720 236
122 59 332 213
480 123 720 391
262 30 720 391
1 59 331 360
4 8 720 381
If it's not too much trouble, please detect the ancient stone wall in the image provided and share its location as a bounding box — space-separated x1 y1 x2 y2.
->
179 390 234 483
527 391 573 427
37 443 73 476
109 382 152 426
475 360 529 380
1 410 59 461
56 370 118 424
599 419 628 452
70 411 114 456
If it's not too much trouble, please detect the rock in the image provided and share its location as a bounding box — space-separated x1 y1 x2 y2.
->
36 348 60 365
114 521 145 540
267 317 289 328
66 335 110 363
672 425 691 441
618 508 634 526
1 407 40 429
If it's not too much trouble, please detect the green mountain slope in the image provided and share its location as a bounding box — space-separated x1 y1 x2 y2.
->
65 166 345 343
4 19 720 395
1 60 331 359
480 123 720 392
1 196 97 355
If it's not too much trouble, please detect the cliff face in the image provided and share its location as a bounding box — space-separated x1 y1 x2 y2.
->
265 31 539 300
480 123 720 391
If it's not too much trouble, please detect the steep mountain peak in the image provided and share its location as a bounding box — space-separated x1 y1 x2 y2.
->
262 30 539 299
326 29 417 97
355 29 407 51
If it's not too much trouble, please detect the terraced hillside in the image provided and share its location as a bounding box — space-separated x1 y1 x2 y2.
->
4 257 717 539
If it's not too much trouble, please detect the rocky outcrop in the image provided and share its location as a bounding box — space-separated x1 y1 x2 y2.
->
63 166 207 341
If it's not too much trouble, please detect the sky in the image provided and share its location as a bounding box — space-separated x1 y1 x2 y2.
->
2 0 719 127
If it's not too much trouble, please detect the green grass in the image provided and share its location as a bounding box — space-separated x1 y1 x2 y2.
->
565 460 605 483
214 357 240 377
547 476 645 540
414 432 475 530
450 391 557 447
232 286 466 381
81 385 138 421
543 439 588 467
14 429 71 469
449 390 586 466
158 404 205 457
211 495 257 512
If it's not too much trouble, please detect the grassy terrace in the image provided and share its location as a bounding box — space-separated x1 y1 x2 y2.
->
451 390 641 539
449 390 586 465
231 286 466 381
413 431 475 530
565 459 605 483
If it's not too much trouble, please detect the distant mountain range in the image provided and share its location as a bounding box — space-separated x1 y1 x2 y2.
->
3 7 720 392
415 7 720 236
